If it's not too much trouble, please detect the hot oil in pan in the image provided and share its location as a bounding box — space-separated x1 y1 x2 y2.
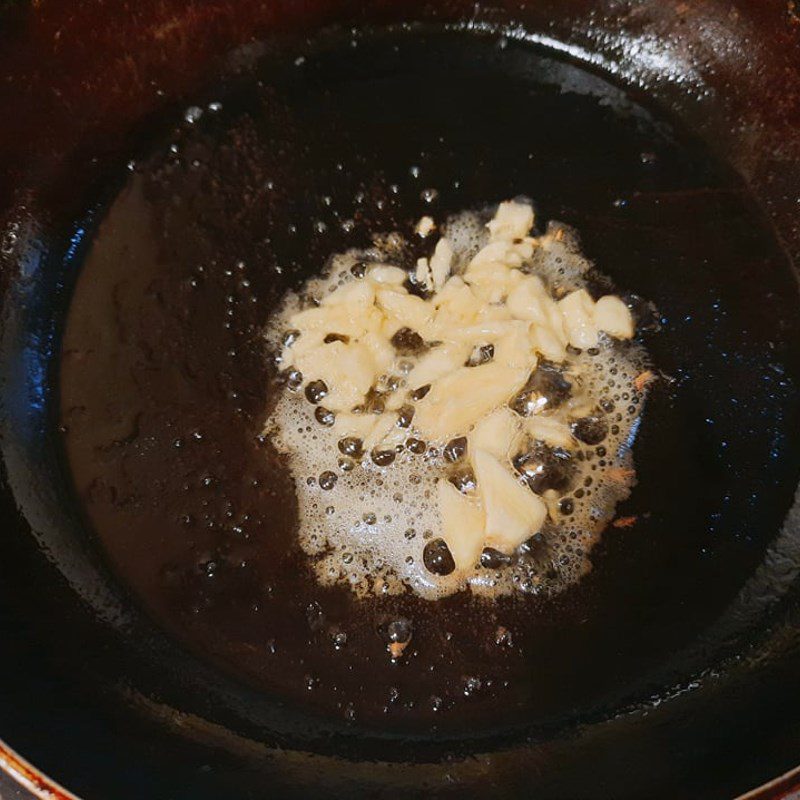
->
59 29 800 732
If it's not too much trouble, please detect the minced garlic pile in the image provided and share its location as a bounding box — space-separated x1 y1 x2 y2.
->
266 201 648 598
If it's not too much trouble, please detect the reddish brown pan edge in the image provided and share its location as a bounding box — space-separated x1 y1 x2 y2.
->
738 765 800 800
0 730 799 800
0 739 79 800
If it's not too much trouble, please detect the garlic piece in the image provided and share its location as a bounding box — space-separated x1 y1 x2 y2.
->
290 301 381 341
448 320 520 343
415 215 436 237
531 323 568 363
320 279 375 308
558 288 599 350
360 331 395 375
530 294 569 362
469 407 521 461
429 237 453 292
595 295 634 339
506 275 549 323
426 277 482 336
407 343 471 391
376 288 432 332
464 258 524 304
415 257 432 292
486 200 534 242
526 415 575 449
472 448 547 553
294 340 376 411
468 240 512 270
364 414 397 451
333 412 378 441
437 480 485 571
369 265 407 285
413 363 527 441
493 323 536 370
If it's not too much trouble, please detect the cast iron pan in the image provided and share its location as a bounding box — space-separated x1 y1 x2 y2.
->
2 1 800 798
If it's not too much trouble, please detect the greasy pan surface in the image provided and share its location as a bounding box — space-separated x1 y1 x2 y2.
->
53 20 800 741
2 1 800 798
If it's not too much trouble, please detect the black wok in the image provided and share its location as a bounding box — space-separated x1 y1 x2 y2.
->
1 1 800 798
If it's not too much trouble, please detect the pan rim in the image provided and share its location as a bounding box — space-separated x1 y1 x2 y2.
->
0 738 79 800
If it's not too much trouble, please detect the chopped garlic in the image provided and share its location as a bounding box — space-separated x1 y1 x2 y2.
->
290 301 381 341
407 343 471 390
526 415 575 449
469 407 522 462
429 237 453 292
559 288 599 350
360 331 395 375
506 275 549 323
379 422 409 450
369 265 407 285
415 257 431 291
376 288 432 332
469 240 514 270
271 199 646 597
333 412 378 440
321 279 374 308
464 257 524 304
426 277 482 335
415 215 436 237
493 324 537 370
595 295 634 339
294 340 376 411
472 448 547 553
413 363 527 441
438 480 485 571
530 322 568 363
486 200 535 242
449 319 522 343
363 414 396 451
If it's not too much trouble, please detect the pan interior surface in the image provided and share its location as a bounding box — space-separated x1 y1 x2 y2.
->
56 27 800 738
0 24 792 799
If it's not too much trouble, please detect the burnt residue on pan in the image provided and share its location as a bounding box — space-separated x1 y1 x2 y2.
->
58 29 800 733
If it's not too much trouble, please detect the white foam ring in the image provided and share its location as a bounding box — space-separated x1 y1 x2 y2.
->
265 208 650 600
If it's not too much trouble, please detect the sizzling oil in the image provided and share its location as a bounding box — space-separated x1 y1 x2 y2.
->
267 211 649 600
58 29 800 732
